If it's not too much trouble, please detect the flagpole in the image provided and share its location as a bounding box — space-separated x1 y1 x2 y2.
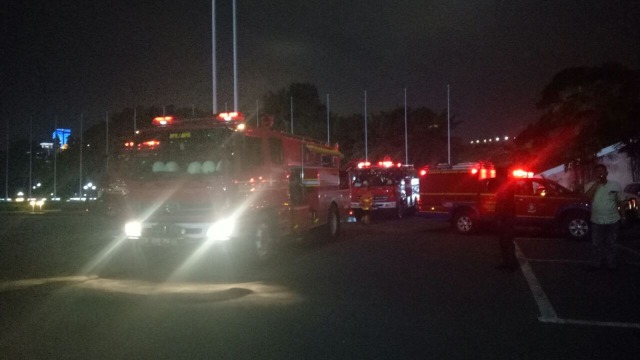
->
447 84 451 165
232 0 238 111
364 90 368 162
326 93 330 144
79 113 83 197
29 116 33 198
212 0 217 114
404 88 408 165
105 111 109 174
290 96 294 134
5 119 9 199
53 116 57 199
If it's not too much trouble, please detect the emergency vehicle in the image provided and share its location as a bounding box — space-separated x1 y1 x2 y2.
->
418 162 591 240
347 158 419 220
112 112 350 262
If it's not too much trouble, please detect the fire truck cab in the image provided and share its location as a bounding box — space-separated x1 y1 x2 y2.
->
347 158 419 220
418 162 591 240
113 113 350 263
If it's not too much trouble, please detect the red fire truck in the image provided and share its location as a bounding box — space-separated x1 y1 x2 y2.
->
418 162 591 240
347 158 419 220
112 112 350 262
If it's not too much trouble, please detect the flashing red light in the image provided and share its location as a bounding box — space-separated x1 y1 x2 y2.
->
217 112 245 122
470 168 479 175
380 160 394 168
419 169 428 176
512 169 534 178
152 116 174 126
357 161 371 169
138 140 160 149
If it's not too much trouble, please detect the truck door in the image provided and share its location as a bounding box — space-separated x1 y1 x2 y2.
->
289 167 312 233
514 179 552 225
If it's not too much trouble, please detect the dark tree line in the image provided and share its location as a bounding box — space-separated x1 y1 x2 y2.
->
4 62 637 198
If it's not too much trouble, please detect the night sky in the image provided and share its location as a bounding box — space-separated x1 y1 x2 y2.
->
3 0 639 149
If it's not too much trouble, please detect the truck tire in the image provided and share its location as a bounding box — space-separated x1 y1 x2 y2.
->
564 213 590 241
241 219 276 264
453 210 475 234
327 204 341 240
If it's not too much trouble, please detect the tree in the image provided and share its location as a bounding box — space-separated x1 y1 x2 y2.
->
262 83 327 139
515 63 640 181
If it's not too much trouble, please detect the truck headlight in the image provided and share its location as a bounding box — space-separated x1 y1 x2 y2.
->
206 218 235 241
124 221 142 237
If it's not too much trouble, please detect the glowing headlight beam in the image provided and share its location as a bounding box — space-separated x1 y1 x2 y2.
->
169 191 263 280
124 221 142 237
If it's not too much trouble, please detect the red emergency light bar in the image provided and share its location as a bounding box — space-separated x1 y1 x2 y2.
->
359 157 403 169
512 169 534 178
377 160 402 168
152 116 175 126
470 167 497 179
217 112 245 122
138 140 160 150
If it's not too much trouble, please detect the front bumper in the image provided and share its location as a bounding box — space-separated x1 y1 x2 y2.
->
124 218 238 246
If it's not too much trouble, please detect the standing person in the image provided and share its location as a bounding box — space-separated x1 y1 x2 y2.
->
584 164 624 270
495 179 518 271
359 181 374 224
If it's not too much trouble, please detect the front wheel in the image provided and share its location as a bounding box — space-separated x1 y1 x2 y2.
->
327 205 341 240
452 210 475 234
564 214 590 241
241 219 277 264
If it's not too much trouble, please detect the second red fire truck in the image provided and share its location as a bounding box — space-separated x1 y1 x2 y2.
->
347 158 419 220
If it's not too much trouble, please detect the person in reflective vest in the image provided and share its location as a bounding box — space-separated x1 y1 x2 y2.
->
359 181 374 224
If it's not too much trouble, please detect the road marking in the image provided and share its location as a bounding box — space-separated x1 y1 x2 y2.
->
618 244 640 257
515 243 558 319
539 317 640 329
516 242 640 329
522 258 591 264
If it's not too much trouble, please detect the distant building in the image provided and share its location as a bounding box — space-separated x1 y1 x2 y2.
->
52 128 71 150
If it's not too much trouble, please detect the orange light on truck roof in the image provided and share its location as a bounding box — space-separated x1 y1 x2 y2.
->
138 140 160 149
217 112 245 122
152 116 174 126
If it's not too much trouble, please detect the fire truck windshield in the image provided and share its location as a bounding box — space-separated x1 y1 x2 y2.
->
352 169 403 187
125 127 262 179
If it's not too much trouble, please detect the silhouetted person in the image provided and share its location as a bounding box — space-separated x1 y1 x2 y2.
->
495 181 518 270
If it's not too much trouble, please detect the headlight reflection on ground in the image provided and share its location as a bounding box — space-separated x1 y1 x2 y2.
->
0 276 301 305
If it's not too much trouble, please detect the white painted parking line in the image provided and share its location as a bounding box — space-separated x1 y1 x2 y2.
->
523 258 591 264
618 244 640 257
515 242 640 329
514 243 558 319
539 317 640 329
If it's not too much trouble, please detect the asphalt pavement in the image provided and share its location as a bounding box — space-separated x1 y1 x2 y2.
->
1 212 639 359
